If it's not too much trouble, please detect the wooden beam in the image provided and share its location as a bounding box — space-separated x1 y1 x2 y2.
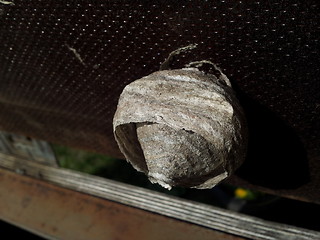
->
0 168 243 240
0 153 319 240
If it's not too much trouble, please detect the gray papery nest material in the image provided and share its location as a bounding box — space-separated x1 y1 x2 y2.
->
113 67 247 190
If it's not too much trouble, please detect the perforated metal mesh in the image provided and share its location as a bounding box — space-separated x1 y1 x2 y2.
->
0 1 319 202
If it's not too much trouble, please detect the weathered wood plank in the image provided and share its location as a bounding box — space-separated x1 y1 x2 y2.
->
0 168 242 240
0 152 319 240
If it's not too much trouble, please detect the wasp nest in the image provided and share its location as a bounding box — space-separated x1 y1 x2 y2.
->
113 68 247 189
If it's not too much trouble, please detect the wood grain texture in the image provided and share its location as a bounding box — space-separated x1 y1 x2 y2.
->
0 168 243 240
1 152 319 240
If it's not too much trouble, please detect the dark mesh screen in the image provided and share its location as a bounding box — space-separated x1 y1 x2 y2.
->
0 1 319 202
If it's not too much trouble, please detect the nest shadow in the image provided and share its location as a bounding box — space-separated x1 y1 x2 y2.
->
235 94 309 189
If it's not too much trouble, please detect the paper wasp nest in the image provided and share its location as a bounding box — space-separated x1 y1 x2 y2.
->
113 68 247 189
